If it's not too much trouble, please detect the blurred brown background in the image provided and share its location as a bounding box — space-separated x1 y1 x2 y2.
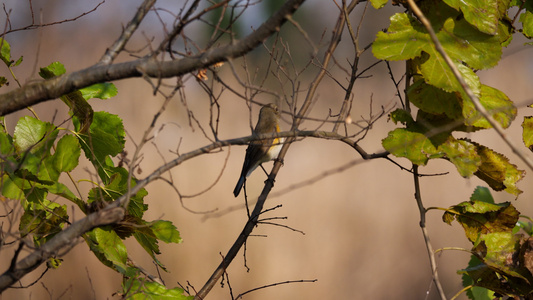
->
1 1 532 299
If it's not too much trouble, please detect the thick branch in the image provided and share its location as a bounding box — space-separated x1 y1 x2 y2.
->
0 207 125 291
0 0 306 116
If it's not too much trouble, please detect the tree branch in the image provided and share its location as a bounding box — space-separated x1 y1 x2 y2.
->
0 206 125 291
98 0 156 65
193 1 363 298
0 0 307 291
412 165 446 300
0 0 306 117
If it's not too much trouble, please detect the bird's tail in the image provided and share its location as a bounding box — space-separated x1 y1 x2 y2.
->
233 176 245 197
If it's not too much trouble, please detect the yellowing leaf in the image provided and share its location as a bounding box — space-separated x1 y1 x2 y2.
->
522 116 533 151
471 141 524 196
442 200 519 242
438 137 481 177
370 0 388 9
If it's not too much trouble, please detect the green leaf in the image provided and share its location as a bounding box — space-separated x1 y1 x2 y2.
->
373 13 427 61
38 156 60 182
480 232 520 269
461 255 495 300
53 134 80 173
13 116 58 155
0 39 21 67
369 0 387 9
436 17 502 70
382 127 442 165
128 187 148 218
122 277 193 300
0 175 25 200
86 227 137 276
389 109 414 125
407 80 462 119
0 38 11 66
374 11 502 69
42 181 85 211
133 227 160 254
13 56 23 67
78 111 125 166
151 220 182 244
127 220 179 272
470 186 494 204
87 165 148 217
418 55 481 94
40 62 94 133
0 131 14 155
497 18 513 47
23 186 48 204
520 10 533 38
516 220 533 236
62 90 94 134
462 85 516 129
443 0 500 35
20 199 68 247
522 116 533 151
133 229 167 271
39 61 66 78
80 83 118 100
0 76 7 87
374 9 501 93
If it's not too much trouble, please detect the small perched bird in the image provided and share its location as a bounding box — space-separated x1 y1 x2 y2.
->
233 103 283 197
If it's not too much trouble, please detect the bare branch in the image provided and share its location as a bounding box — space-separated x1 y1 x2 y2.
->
193 1 366 297
0 0 106 38
0 0 306 117
412 165 446 300
235 279 317 299
99 0 156 65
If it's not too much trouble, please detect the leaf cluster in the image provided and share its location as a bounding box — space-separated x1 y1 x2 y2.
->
372 0 533 297
444 187 533 298
0 45 187 297
374 0 530 197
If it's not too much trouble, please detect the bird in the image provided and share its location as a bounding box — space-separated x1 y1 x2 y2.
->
233 103 284 197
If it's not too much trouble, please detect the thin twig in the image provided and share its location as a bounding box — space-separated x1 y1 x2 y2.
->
0 0 105 38
235 279 317 299
412 165 447 300
99 0 156 65
194 0 354 297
